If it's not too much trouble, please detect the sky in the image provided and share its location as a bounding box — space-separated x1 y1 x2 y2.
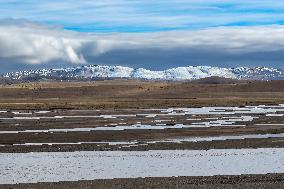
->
0 0 284 72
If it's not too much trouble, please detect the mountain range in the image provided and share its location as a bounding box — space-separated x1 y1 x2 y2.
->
2 65 284 81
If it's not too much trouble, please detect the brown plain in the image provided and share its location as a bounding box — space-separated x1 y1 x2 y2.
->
0 79 284 110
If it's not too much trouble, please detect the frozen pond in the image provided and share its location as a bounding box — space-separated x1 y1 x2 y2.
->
1 148 284 184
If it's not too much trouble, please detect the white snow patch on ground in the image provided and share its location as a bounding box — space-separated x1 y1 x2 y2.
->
163 106 284 115
0 123 248 134
8 133 284 146
152 133 284 143
1 148 284 184
34 111 51 114
266 114 284 117
12 112 32 115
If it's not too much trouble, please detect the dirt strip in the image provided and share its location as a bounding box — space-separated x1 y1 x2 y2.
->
2 174 284 189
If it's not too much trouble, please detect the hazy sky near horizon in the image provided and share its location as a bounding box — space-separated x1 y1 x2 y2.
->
0 0 284 72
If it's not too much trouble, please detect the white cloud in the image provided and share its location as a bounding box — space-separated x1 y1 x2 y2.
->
0 21 86 65
1 20 284 69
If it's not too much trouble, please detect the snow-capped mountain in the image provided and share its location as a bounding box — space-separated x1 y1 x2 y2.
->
3 65 284 81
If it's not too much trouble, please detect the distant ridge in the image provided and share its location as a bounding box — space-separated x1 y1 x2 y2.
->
2 65 284 81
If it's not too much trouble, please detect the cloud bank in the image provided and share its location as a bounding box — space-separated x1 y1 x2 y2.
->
1 20 284 72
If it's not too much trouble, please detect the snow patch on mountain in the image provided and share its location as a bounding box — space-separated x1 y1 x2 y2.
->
3 65 284 81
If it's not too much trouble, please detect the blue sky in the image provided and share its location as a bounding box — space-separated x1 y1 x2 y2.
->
1 0 284 72
1 0 284 32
